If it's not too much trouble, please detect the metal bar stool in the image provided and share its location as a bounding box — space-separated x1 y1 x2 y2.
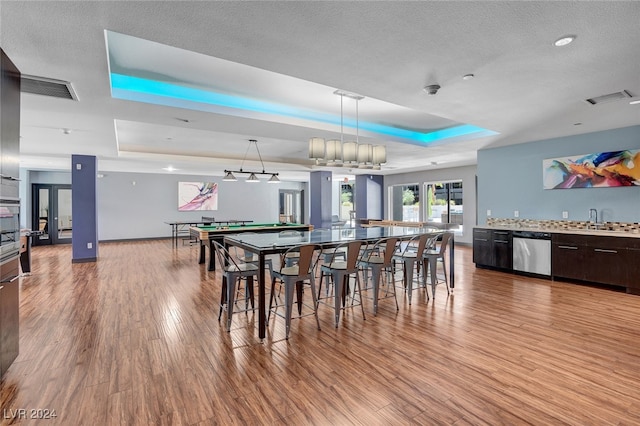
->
212 240 260 332
358 237 399 315
268 244 321 339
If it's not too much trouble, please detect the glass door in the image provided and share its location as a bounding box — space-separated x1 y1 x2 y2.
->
32 184 72 245
425 180 463 234
389 184 420 222
279 190 304 224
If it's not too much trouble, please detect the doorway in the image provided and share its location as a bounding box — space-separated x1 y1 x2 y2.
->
279 189 304 224
32 184 72 245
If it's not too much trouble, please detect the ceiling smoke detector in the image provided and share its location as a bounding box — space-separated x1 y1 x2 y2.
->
423 84 441 95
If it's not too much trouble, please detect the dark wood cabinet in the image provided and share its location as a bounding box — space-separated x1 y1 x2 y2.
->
473 228 512 270
472 228 492 266
0 257 20 376
552 233 639 291
627 247 640 294
585 236 629 287
468 229 640 294
552 234 589 281
492 230 513 269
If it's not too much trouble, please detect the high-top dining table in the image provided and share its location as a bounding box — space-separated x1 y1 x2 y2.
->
224 226 454 340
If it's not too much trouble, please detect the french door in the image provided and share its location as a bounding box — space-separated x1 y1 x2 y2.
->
32 184 72 245
279 190 304 224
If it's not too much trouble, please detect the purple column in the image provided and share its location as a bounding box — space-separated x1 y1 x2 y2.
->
355 174 384 220
71 155 98 262
310 171 332 229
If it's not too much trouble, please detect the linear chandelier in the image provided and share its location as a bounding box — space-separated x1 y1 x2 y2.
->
224 139 280 183
309 90 387 170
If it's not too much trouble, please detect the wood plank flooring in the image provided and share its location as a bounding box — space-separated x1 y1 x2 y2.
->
1 239 639 425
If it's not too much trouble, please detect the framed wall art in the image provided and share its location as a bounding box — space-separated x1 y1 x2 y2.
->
178 182 218 211
543 149 640 189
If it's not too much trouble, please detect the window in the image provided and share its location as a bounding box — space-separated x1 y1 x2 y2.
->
389 184 420 222
425 181 463 233
340 182 354 222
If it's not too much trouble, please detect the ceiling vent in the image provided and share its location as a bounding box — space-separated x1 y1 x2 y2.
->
585 90 632 105
20 74 78 100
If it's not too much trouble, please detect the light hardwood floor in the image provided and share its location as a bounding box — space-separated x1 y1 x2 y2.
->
1 239 639 425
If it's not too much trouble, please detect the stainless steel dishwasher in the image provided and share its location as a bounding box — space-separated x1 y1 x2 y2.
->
512 231 551 276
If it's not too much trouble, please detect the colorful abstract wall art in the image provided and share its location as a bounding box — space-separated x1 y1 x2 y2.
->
178 182 218 211
543 149 640 189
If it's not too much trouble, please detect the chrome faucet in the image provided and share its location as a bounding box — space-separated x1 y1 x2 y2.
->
588 208 598 226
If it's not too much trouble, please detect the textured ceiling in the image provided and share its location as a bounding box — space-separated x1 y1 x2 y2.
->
1 1 639 180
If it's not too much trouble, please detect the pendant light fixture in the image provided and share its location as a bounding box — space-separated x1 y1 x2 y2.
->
224 139 280 183
338 89 363 166
307 89 386 169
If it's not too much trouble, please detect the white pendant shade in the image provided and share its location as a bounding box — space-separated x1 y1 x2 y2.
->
372 145 387 165
357 143 372 164
308 137 325 160
342 141 358 163
324 139 342 162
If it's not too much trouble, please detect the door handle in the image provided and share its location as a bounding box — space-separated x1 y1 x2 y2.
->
0 275 19 284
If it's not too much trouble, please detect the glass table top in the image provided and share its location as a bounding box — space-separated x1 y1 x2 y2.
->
224 226 443 250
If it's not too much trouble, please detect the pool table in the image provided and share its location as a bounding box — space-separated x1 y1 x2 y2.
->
189 222 312 270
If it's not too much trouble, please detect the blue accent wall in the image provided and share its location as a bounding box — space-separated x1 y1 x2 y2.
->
310 171 332 229
355 174 383 220
71 155 98 262
477 125 640 225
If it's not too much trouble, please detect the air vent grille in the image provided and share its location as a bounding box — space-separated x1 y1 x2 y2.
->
585 90 632 105
21 74 78 100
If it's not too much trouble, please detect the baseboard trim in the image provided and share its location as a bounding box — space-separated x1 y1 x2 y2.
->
72 257 97 263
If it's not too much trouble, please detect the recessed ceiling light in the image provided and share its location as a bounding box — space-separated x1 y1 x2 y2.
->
554 35 576 47
462 74 474 80
163 166 177 172
630 99 640 105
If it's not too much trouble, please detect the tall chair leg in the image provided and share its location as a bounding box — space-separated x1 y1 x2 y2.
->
355 273 366 320
226 276 238 332
371 267 381 316
428 258 437 299
218 276 227 320
389 268 399 311
309 276 321 331
284 281 295 340
268 277 277 321
405 259 415 305
441 259 450 293
332 271 343 327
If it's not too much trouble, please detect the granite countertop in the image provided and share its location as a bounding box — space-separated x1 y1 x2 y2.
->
477 225 640 238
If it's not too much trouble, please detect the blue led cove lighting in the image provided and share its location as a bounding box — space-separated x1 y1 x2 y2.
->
110 73 496 144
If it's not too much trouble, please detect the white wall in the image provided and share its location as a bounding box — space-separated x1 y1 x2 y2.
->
97 172 306 240
22 169 306 241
